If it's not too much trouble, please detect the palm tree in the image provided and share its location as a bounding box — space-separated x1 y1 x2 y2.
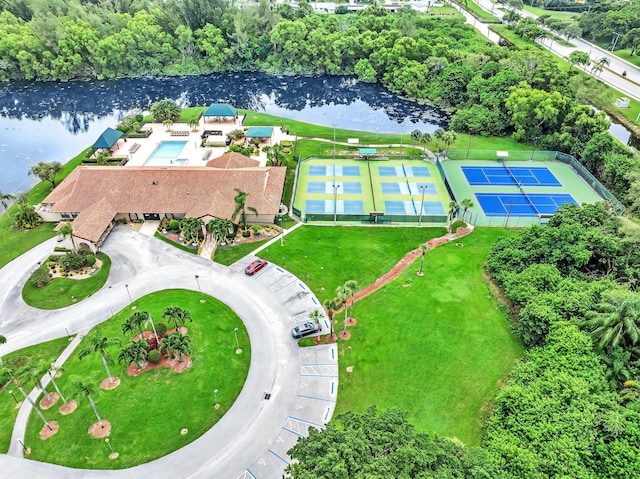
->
417 244 431 276
410 129 422 159
0 334 6 345
309 309 323 328
323 298 340 340
232 188 258 234
78 330 121 384
25 362 53 403
0 361 53 430
161 332 192 363
460 198 474 222
59 221 76 252
48 365 68 405
433 127 445 153
441 130 457 155
447 200 459 233
70 376 105 428
121 311 148 338
583 290 640 351
344 280 358 320
335 286 349 334
162 306 192 331
0 191 16 228
118 339 149 369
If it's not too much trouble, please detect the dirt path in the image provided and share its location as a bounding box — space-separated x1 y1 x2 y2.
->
335 225 474 313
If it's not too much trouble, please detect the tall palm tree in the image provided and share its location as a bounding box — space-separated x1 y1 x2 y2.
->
410 129 422 160
118 339 149 369
121 311 148 338
344 280 358 320
309 309 323 327
460 198 474 222
417 244 431 276
335 286 349 333
448 200 459 233
25 362 53 403
433 128 445 153
0 191 16 228
162 306 192 331
583 290 640 351
78 330 121 384
323 298 339 339
48 365 68 404
441 130 457 155
59 221 76 252
161 332 192 363
0 361 53 430
70 376 105 428
232 188 258 233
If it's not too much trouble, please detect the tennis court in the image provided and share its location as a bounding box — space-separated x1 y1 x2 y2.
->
462 165 561 186
476 193 577 217
293 159 450 223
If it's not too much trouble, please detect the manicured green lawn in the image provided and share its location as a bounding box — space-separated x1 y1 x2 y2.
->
0 148 90 269
23 289 250 469
457 0 500 23
22 253 111 310
213 238 270 266
259 226 446 302
613 49 640 69
522 5 577 20
153 232 197 254
0 336 74 453
334 228 524 445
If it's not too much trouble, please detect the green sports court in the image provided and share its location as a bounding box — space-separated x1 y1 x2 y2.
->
292 159 451 224
440 157 610 226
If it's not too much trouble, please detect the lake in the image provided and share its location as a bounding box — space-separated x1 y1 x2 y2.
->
0 73 448 194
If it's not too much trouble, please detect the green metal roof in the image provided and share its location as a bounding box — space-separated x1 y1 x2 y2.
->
92 127 123 149
359 148 377 155
203 103 238 117
246 126 274 138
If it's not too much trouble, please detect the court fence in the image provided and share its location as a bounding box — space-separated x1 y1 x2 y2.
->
300 213 448 225
445 150 625 215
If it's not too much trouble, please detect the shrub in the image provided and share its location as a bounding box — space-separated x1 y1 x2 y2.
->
85 254 96 266
155 322 168 338
230 129 245 139
54 247 70 253
169 219 180 231
148 349 161 363
283 148 291 154
450 220 467 232
242 230 251 237
280 140 293 148
251 224 261 233
146 337 160 351
31 266 52 288
59 252 87 271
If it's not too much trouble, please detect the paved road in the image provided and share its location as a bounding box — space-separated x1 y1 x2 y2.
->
468 0 640 101
0 225 337 479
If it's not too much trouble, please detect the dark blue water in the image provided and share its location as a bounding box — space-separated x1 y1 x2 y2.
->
0 73 449 193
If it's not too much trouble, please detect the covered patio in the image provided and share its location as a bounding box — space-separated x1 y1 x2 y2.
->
246 126 274 146
203 103 238 123
92 127 124 153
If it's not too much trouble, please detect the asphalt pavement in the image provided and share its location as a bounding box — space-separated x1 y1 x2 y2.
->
0 225 337 479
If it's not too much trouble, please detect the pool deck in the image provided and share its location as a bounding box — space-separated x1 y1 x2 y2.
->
111 117 294 168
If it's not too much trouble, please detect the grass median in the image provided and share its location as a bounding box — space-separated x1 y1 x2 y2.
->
23 289 250 469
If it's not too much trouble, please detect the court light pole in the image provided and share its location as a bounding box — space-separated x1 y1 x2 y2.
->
466 134 473 160
332 123 337 158
418 185 427 227
333 183 341 225
504 200 514 228
399 124 404 155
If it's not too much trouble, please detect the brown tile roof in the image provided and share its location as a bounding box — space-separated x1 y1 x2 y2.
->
44 166 286 241
72 197 117 242
206 152 260 169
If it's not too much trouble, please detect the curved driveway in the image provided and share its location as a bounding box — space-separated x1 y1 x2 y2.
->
0 225 337 479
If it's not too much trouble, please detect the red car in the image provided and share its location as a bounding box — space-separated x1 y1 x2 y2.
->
245 259 268 276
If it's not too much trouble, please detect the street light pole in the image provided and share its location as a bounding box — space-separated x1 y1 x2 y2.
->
214 388 219 409
194 275 201 292
399 125 404 155
418 185 427 227
321 266 324 291
332 123 337 158
124 284 132 305
8 390 18 405
233 327 241 354
333 184 341 225
610 32 620 51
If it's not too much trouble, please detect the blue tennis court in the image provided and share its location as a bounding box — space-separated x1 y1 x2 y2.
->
378 165 431 177
308 182 361 194
381 182 436 195
305 199 364 214
462 166 561 186
476 193 577 217
309 165 360 177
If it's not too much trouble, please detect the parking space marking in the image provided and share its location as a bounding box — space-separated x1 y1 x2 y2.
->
301 364 338 377
268 449 290 465
298 394 336 403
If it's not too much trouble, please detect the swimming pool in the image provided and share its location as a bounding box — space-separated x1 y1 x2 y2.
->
144 141 187 166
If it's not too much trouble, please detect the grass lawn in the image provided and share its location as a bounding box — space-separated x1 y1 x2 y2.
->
613 48 640 69
456 0 500 23
522 5 577 20
23 289 250 469
0 336 74 453
213 238 270 266
153 232 197 254
0 148 91 270
22 253 111 310
259 225 446 303
334 227 523 445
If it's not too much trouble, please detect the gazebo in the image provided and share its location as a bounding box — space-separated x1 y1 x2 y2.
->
246 126 274 145
203 103 238 123
92 127 123 152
